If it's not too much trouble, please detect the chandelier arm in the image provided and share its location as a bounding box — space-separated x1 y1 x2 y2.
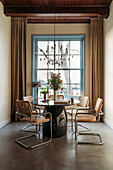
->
39 47 62 65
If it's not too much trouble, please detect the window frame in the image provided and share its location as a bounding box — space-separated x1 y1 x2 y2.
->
32 35 85 99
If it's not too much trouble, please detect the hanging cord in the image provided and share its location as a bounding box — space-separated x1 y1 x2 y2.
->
54 0 56 70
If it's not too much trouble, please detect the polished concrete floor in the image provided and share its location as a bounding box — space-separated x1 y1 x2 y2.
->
0 121 113 170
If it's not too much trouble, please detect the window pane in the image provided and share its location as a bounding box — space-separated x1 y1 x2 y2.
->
70 70 80 83
38 41 48 55
37 70 48 83
70 41 80 55
70 84 80 96
70 55 80 68
38 55 48 69
59 70 69 84
62 84 70 97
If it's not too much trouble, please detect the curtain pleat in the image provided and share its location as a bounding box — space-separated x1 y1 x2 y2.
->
11 17 27 121
90 18 104 108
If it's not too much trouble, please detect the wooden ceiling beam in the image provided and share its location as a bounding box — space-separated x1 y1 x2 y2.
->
27 18 90 24
27 14 91 23
4 6 109 18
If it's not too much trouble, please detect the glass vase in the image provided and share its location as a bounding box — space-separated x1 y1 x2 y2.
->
54 90 57 101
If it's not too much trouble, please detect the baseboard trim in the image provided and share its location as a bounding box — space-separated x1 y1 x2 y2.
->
0 119 11 128
104 118 113 130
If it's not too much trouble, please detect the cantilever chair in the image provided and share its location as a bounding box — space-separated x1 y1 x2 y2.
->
23 96 33 103
16 100 52 149
75 98 103 145
23 95 45 113
66 96 89 132
77 96 89 109
22 96 40 132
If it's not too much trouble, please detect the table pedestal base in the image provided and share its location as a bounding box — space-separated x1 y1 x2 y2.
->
44 105 67 138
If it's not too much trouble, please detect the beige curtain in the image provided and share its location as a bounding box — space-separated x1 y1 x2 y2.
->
11 17 27 121
90 18 104 108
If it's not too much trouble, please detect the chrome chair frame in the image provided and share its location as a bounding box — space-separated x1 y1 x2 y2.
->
22 96 45 133
66 96 89 133
16 104 40 133
75 108 103 145
15 101 52 149
67 107 90 133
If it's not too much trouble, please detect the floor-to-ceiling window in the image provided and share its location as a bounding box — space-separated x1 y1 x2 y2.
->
32 35 85 99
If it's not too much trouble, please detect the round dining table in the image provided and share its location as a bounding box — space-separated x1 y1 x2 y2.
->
32 99 80 138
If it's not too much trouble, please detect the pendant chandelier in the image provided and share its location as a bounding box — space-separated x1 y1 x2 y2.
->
38 5 69 70
39 4 79 70
39 40 69 69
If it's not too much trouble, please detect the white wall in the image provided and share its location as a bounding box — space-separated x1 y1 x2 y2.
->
27 23 90 96
104 1 113 129
0 2 11 128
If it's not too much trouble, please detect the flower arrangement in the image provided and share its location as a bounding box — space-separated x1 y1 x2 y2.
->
48 72 63 91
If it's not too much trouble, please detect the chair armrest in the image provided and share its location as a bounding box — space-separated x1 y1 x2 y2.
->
16 111 29 117
76 108 95 112
76 108 97 116
16 111 31 121
76 106 89 109
39 112 52 117
31 112 52 117
76 112 97 116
